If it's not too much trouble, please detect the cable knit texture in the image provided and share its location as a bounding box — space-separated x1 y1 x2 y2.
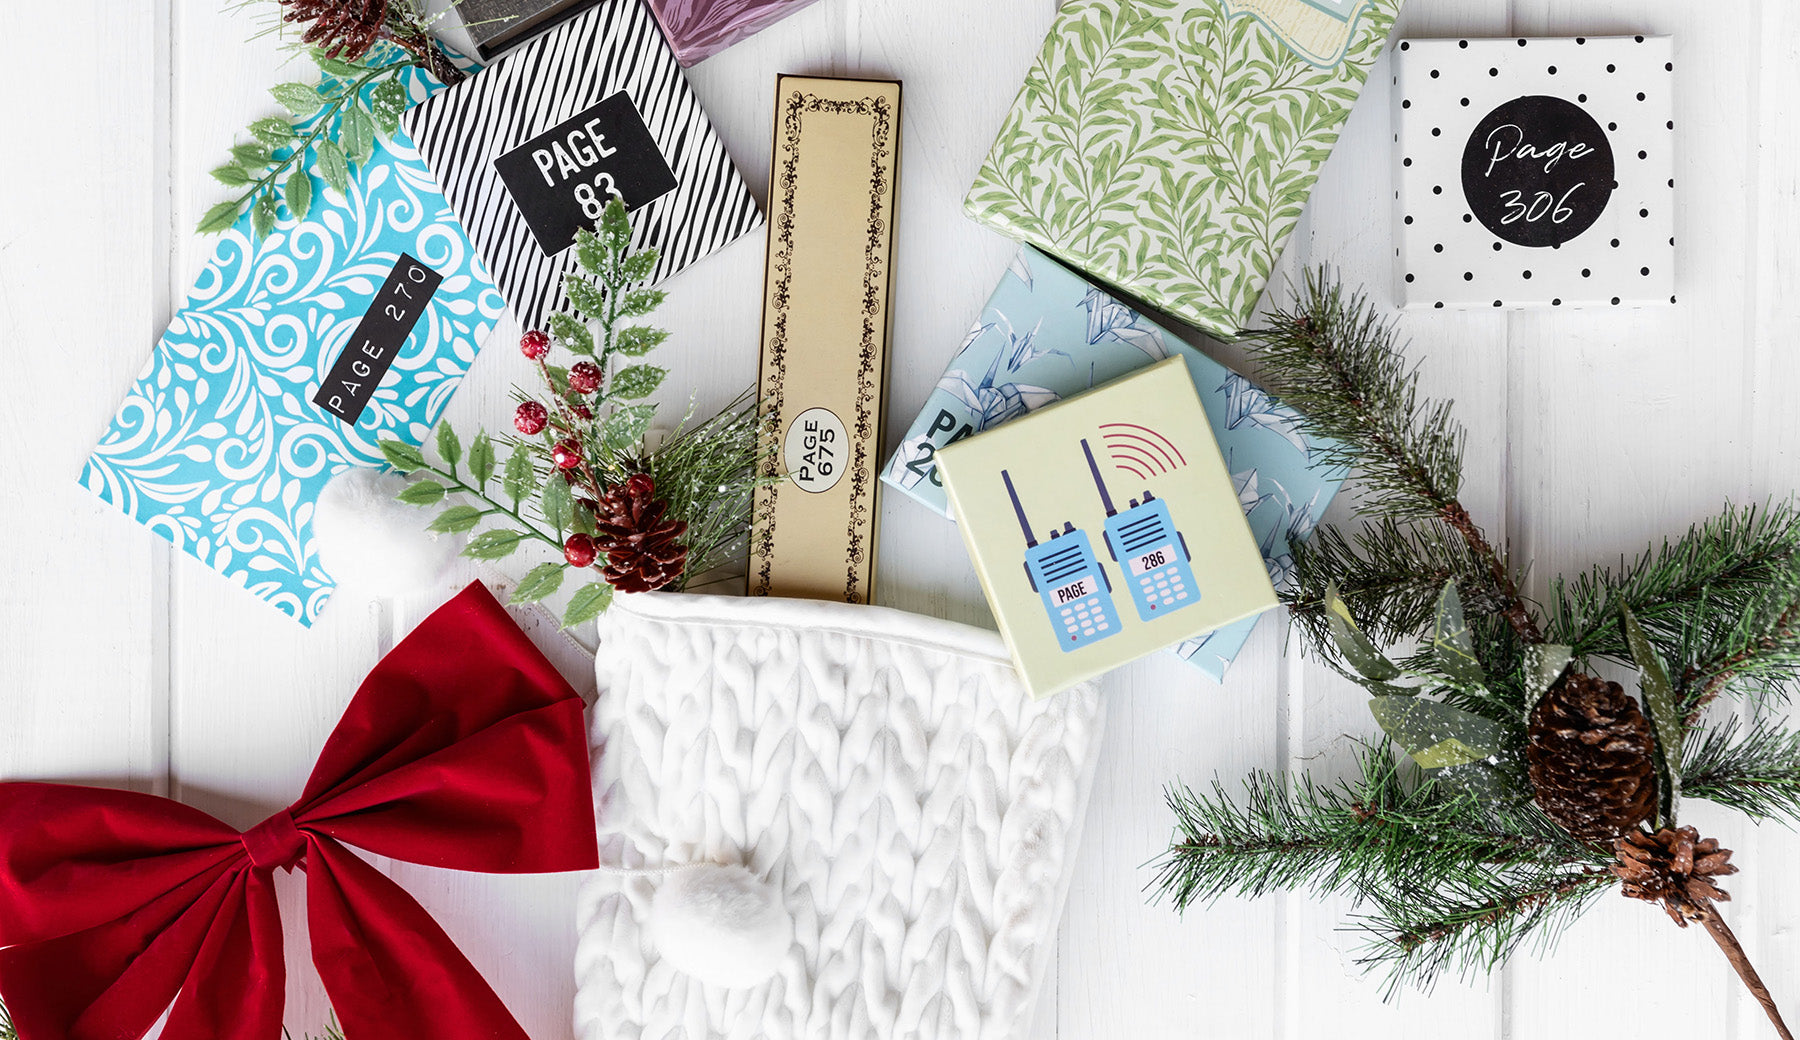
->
574 592 1105 1040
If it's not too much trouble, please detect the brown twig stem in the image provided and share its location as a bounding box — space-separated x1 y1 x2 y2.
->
1684 598 1800 728
1439 501 1544 644
1701 909 1794 1040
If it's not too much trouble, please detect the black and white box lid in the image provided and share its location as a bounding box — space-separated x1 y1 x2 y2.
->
402 0 763 330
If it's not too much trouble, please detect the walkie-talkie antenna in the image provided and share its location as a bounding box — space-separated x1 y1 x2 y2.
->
1002 470 1037 547
1081 438 1116 516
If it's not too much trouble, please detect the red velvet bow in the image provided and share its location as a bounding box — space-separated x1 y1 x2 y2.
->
0 583 599 1040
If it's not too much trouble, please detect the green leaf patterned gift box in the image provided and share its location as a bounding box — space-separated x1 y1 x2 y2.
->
964 0 1403 338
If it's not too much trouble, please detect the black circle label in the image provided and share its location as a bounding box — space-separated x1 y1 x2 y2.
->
1460 95 1614 247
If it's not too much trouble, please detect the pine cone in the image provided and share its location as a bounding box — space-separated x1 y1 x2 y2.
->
279 0 390 61
1526 672 1658 841
1613 826 1737 926
593 474 688 593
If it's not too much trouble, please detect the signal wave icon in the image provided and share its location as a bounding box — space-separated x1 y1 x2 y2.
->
1100 423 1187 480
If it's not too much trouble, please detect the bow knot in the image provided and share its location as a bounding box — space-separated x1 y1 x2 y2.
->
0 583 599 1040
241 808 306 873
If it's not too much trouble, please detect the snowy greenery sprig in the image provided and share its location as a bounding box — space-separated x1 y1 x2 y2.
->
380 200 774 628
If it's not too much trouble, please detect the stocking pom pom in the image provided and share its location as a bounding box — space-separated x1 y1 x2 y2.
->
649 863 792 988
314 468 460 594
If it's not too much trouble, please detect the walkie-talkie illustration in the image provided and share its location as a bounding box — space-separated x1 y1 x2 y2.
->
1003 469 1122 652
1084 438 1200 622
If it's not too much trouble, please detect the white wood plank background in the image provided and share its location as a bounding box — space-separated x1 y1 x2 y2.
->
2 1 1797 1037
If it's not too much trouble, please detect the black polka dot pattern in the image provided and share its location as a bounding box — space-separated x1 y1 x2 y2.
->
1391 34 1676 311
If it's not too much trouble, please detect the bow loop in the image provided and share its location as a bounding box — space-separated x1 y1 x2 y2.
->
0 583 598 1040
240 809 306 873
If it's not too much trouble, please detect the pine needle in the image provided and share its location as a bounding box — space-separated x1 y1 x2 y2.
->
1685 713 1800 824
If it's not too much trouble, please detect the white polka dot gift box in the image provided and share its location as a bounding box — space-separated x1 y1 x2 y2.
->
1391 36 1675 311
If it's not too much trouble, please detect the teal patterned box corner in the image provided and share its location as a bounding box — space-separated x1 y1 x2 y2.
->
80 49 505 626
881 246 1346 681
964 0 1402 339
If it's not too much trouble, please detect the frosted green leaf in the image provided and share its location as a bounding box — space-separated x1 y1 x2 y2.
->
435 422 461 470
379 439 426 472
428 505 483 533
1431 580 1484 687
397 479 445 506
369 78 407 134
510 562 566 604
197 200 241 234
1324 583 1400 681
1521 644 1573 713
1368 696 1506 770
548 312 593 355
271 82 323 117
1622 605 1682 824
467 430 495 488
315 139 351 197
609 365 665 401
284 170 312 223
562 582 614 628
464 529 527 560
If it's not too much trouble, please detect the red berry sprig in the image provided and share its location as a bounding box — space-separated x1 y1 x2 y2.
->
519 330 550 360
552 439 583 470
514 401 548 435
563 533 596 568
569 361 603 395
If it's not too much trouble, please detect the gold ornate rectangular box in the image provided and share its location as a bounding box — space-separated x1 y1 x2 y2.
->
750 75 902 603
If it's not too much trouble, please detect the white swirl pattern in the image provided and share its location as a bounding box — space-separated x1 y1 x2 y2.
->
81 52 505 626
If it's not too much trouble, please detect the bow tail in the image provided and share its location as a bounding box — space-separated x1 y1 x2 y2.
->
306 839 531 1040
160 869 286 1040
0 863 282 1040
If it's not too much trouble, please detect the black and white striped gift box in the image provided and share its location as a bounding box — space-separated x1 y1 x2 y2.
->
402 0 763 331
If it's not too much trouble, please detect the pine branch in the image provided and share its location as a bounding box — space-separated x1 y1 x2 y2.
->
1685 714 1800 824
1245 273 1540 643
1546 501 1800 668
1152 744 1595 913
1356 868 1616 995
1287 515 1494 648
1679 575 1800 721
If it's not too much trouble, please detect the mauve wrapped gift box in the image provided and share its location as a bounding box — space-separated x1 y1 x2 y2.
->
648 0 825 64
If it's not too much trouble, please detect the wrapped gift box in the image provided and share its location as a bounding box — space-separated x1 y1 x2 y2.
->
965 0 1403 339
648 0 826 65
936 357 1279 698
1392 35 1676 309
401 0 763 331
883 245 1344 681
81 51 506 626
749 76 902 605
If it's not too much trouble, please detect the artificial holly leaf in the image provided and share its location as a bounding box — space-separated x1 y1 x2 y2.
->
1324 583 1401 681
1521 643 1574 714
602 404 656 453
284 169 313 223
342 105 376 166
397 479 446 506
618 289 665 318
196 200 242 234
435 422 462 471
574 227 606 275
612 325 669 357
510 562 566 605
543 364 571 396
468 430 495 488
315 138 351 197
548 312 594 355
231 143 272 168
1368 696 1507 770
211 165 253 187
271 82 323 118
312 51 364 78
562 582 614 628
503 441 535 506
1431 580 1485 687
565 275 607 323
428 505 484 533
251 193 279 239
1622 604 1682 825
571 499 596 536
250 117 297 149
620 248 659 282
368 77 407 134
379 438 427 473
541 476 575 532
609 364 665 401
464 529 528 560
600 197 630 248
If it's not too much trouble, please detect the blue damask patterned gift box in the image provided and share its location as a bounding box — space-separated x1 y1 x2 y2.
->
80 51 505 626
881 246 1345 681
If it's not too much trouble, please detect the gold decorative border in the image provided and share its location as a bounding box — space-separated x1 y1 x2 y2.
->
752 85 897 602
